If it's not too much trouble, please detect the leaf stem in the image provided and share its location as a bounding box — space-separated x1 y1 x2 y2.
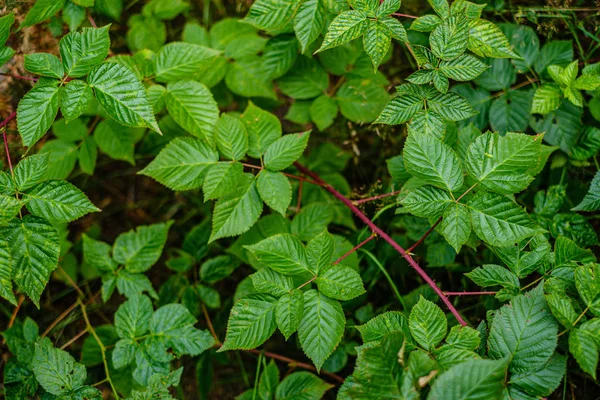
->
406 217 442 254
558 306 590 337
293 162 468 326
391 12 418 19
60 328 89 350
333 233 376 265
202 303 221 345
0 72 38 82
1 111 17 175
296 276 317 290
79 300 120 399
241 162 323 186
443 291 497 296
360 248 406 309
352 190 402 205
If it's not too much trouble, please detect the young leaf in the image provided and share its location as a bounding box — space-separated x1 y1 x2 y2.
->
139 137 219 191
113 221 173 273
24 180 99 223
24 53 64 79
220 294 278 351
276 290 304 340
114 294 153 339
316 264 365 301
264 132 310 171
256 170 292 216
363 20 391 70
409 296 447 350
403 131 464 192
214 114 249 161
17 80 60 148
59 26 110 77
355 311 410 343
60 80 93 122
429 15 469 61
298 290 345 371
32 338 86 395
317 11 369 53
245 234 310 276
241 102 282 158
0 216 59 307
88 62 160 133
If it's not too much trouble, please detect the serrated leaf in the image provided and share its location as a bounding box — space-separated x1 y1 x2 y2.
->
154 42 221 83
21 0 66 28
225 55 276 99
510 352 566 397
115 294 153 339
113 221 172 273
243 0 298 32
440 202 471 253
59 26 110 77
439 54 488 81
400 185 453 218
316 264 365 301
403 131 464 192
409 296 447 350
337 78 389 123
245 233 310 276
263 35 299 80
489 89 532 134
139 137 219 191
468 191 539 246
298 290 345 371
32 338 86 395
276 290 304 340
0 13 14 46
363 20 391 70
166 80 218 143
466 264 519 291
24 53 64 79
355 311 410 343
13 154 49 192
374 93 423 124
465 132 543 194
0 216 59 307
275 371 332 400
264 132 310 171
251 268 294 298
468 19 519 59
88 62 160 133
294 0 326 53
17 80 60 148
310 94 338 131
428 91 477 121
60 80 93 122
306 230 335 275
257 170 292 216
112 339 136 369
24 180 99 223
427 359 506 400
545 293 578 329
220 294 278 350
291 203 333 241
446 325 481 350
488 285 558 372
93 119 138 164
203 162 244 202
410 14 442 32
572 171 600 212
0 239 16 305
531 85 562 115
210 174 263 242
569 327 598 379
408 110 446 139
430 15 469 61
214 114 249 161
574 263 600 317
241 102 282 159
317 10 369 53
82 234 117 272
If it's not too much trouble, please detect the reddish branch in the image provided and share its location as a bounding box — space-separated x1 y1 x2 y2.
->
407 217 442 254
0 72 37 82
294 162 467 326
392 12 418 18
352 190 402 205
333 234 376 265
443 291 497 296
1 111 17 174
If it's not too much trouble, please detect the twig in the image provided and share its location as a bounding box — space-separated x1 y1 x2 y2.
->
240 162 323 186
406 217 442 254
1 111 17 175
294 162 467 326
296 179 303 212
202 303 221 345
60 328 89 349
2 295 25 344
333 234 376 265
87 13 98 28
352 190 402 205
443 291 497 296
392 12 418 18
0 72 38 82
41 289 101 338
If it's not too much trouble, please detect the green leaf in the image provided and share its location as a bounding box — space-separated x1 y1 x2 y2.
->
427 0 449 18
403 131 464 192
400 185 453 218
59 26 110 77
439 54 488 81
468 19 519 58
82 234 117 272
93 119 136 164
427 359 506 400
263 35 299 80
0 13 14 46
294 0 326 53
468 191 539 246
277 56 328 99
306 230 335 275
243 0 298 32
24 53 64 79
166 80 218 143
88 62 160 133
374 93 423 125
154 42 221 83
203 162 244 202
545 293 578 329
531 85 562 115
316 265 365 301
139 137 219 191
210 174 263 242
310 95 338 131
276 290 304 340
336 78 389 123
408 110 445 140
0 239 16 305
298 290 345 371
572 171 600 212
569 327 598 379
466 264 519 290
275 371 332 400
113 221 172 273
264 132 310 171
317 11 369 53
363 20 392 70
60 80 93 122
445 325 481 350
409 296 447 351
355 311 410 343
488 285 558 372
21 0 66 28
245 234 310 276
429 15 469 61
79 136 97 175
32 338 86 395
241 102 282 158
0 216 59 307
150 303 215 356
225 55 276 99
200 255 240 283
510 353 566 397
0 46 15 68
410 14 442 32
428 91 477 121
251 268 294 298
112 339 136 369
554 235 596 268
489 89 532 134
465 132 543 194
291 203 333 241
214 114 249 161
574 263 600 316
440 202 471 253
13 154 49 192
17 80 60 148
257 170 292 216
24 180 99 223
115 294 153 339
220 294 278 350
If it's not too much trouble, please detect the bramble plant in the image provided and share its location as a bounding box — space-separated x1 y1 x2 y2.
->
1 0 599 398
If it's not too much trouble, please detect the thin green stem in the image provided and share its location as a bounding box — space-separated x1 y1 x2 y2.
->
252 353 263 399
360 248 406 310
558 306 589 337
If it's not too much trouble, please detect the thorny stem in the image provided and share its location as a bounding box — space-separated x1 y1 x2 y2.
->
294 162 468 326
406 217 442 254
241 162 323 186
79 300 120 399
352 190 402 205
1 111 17 175
443 291 497 296
333 234 376 265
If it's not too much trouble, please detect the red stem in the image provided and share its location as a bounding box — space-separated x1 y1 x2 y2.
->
353 190 402 205
294 162 467 326
406 217 442 253
333 234 376 265
392 12 418 19
0 73 37 82
444 291 497 296
87 13 98 28
1 111 17 175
